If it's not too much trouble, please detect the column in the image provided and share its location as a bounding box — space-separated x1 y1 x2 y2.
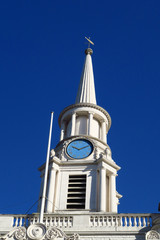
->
99 167 106 211
109 173 117 212
101 120 107 143
71 112 76 136
88 112 93 136
60 121 66 141
46 167 57 213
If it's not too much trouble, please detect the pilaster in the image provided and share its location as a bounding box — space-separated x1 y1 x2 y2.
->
46 166 57 213
109 173 117 212
99 167 106 212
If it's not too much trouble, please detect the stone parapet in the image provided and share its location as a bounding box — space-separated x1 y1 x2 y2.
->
1 213 160 240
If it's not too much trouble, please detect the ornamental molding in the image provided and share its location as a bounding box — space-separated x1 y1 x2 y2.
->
146 230 160 239
58 103 111 130
1 224 79 240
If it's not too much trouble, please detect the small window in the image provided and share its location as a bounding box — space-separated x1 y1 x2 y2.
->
66 175 86 209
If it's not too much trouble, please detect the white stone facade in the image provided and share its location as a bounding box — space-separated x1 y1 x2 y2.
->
0 213 160 240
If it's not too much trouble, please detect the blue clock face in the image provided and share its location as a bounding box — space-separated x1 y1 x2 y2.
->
67 139 93 159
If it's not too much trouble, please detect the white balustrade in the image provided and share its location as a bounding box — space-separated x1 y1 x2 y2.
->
89 214 152 229
9 213 152 231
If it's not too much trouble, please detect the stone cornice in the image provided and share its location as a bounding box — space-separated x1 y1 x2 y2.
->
58 103 111 130
97 156 121 171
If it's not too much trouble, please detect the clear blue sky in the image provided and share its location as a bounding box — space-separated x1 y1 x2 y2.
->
0 0 160 214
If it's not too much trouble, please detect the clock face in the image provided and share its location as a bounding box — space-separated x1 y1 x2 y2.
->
66 139 93 159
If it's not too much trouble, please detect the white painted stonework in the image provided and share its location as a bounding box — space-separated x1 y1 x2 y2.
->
75 48 96 105
0 48 160 240
38 48 119 214
0 213 160 240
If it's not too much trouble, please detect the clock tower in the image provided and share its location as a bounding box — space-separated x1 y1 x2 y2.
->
38 47 122 214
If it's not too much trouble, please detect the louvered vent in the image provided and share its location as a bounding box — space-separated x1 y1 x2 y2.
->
67 175 86 209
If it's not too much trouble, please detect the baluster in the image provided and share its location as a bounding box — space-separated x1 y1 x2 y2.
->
53 217 56 226
143 217 146 227
102 216 104 226
97 217 99 226
90 216 93 227
19 217 23 226
64 217 67 227
66 217 68 227
65 217 68 227
47 216 50 227
55 217 58 227
111 216 113 226
115 216 118 226
60 217 63 227
58 216 59 226
62 217 65 227
138 217 141 227
12 217 15 227
108 216 112 226
100 216 102 227
105 216 108 226
92 216 94 227
67 217 70 227
95 216 98 227
124 217 127 227
69 217 72 227
114 216 117 226
23 217 26 227
103 216 106 226
45 216 47 226
55 217 57 227
97 216 99 226
50 217 53 226
120 216 123 227
129 216 132 227
147 217 150 227
45 217 47 226
133 217 137 227
15 217 19 227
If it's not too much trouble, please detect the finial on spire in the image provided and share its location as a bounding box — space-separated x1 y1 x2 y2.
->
85 37 94 48
75 38 96 105
85 48 93 55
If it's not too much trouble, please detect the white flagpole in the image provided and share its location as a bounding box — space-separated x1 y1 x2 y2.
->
39 112 54 223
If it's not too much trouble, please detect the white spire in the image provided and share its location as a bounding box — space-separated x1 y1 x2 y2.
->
75 48 97 104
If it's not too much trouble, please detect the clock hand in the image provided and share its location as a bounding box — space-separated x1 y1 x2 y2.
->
79 145 89 150
72 146 80 150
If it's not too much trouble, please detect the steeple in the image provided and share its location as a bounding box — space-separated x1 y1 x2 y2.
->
38 46 121 215
75 48 97 104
